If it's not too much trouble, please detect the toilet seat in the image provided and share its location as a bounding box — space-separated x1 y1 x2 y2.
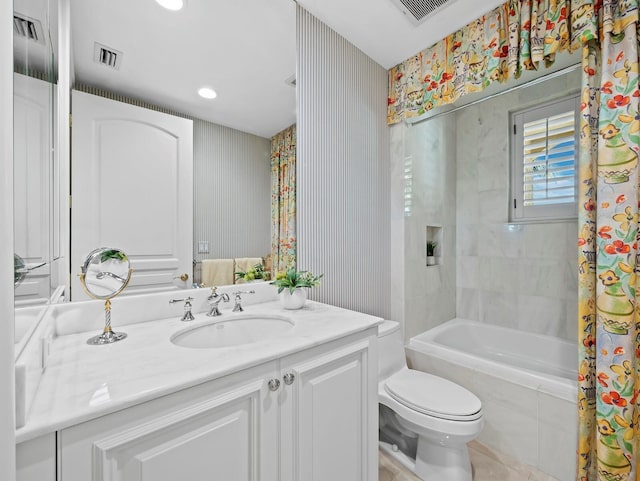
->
384 369 482 421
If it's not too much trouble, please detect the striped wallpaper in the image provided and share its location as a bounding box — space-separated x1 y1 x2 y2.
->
74 85 271 266
296 7 391 318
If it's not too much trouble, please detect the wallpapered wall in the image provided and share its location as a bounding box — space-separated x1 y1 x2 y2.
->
296 6 391 318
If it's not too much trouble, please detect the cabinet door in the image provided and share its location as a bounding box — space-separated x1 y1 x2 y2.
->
60 363 278 481
279 332 378 481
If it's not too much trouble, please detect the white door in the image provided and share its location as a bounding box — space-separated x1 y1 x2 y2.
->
71 90 193 299
279 336 378 481
13 73 54 305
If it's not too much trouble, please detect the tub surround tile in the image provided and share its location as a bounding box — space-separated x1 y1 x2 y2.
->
517 296 567 338
456 287 481 320
480 291 519 327
537 393 577 481
479 189 509 223
518 259 569 299
457 224 479 256
522 223 569 260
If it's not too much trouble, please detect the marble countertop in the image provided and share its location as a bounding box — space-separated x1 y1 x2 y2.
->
16 299 382 443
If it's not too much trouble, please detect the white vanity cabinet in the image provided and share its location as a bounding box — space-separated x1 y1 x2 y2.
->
59 361 280 481
53 328 377 481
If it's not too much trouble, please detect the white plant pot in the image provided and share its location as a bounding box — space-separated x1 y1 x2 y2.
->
426 256 436 266
279 288 307 310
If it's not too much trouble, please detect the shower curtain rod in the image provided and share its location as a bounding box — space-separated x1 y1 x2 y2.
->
404 62 582 126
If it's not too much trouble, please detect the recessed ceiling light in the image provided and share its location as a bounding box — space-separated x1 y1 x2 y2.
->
198 87 217 99
155 0 184 11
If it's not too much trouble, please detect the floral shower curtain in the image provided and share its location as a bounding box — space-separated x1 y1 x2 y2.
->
387 1 639 479
270 124 296 274
577 8 640 481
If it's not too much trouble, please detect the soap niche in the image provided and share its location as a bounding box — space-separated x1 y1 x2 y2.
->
426 226 443 267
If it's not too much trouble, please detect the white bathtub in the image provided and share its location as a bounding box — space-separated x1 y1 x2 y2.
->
406 318 577 481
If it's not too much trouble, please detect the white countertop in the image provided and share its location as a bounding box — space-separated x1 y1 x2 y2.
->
16 298 382 443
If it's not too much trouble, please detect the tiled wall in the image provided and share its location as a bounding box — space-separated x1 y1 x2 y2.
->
391 68 581 342
390 114 457 340
455 69 580 341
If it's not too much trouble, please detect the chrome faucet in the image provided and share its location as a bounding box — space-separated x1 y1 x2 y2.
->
206 287 230 317
169 296 195 322
232 290 255 312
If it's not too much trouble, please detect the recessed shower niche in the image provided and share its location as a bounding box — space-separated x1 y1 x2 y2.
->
426 225 442 266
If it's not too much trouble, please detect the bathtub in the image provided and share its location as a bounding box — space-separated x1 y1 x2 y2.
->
406 318 577 481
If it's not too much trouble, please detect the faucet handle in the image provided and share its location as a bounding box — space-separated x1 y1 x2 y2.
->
169 296 194 305
232 290 255 312
232 290 255 297
169 297 195 322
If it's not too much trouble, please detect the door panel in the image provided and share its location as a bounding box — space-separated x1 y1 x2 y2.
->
71 90 193 299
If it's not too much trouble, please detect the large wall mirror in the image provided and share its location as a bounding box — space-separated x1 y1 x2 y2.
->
66 0 296 298
13 0 61 307
13 0 296 311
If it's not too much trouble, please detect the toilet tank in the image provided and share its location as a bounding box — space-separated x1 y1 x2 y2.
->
378 320 408 381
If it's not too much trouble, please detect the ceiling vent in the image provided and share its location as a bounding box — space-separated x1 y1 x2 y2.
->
389 0 454 26
13 13 44 43
94 42 123 70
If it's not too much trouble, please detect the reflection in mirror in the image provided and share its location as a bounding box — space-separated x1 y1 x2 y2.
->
14 254 27 287
13 0 59 307
79 247 132 345
68 0 296 293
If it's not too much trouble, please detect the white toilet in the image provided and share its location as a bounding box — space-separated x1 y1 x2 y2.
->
378 320 483 481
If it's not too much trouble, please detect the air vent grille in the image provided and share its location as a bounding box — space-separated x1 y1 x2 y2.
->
13 13 44 43
94 42 123 70
390 0 453 25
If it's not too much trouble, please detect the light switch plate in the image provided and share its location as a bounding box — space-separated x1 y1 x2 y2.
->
198 241 209 254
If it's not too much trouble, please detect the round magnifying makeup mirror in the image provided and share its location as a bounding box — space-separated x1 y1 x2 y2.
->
79 247 133 345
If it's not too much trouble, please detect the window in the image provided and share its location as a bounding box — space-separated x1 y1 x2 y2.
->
510 95 579 222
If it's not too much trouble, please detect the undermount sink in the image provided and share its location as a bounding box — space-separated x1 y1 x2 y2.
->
170 314 295 349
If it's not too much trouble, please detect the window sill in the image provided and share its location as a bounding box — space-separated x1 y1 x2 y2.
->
506 217 577 226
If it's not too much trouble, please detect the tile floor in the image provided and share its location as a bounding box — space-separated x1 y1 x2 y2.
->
379 441 561 481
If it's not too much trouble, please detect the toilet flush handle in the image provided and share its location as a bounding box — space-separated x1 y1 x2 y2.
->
283 373 295 385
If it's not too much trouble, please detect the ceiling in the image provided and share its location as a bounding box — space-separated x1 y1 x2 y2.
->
62 0 505 138
296 0 507 69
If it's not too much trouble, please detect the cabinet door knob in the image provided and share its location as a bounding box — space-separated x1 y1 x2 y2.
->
268 378 281 391
283 373 295 385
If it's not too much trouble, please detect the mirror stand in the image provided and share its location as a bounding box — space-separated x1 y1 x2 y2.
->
86 298 128 345
79 247 133 345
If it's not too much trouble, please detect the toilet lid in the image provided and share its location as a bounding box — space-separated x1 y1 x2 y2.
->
384 369 482 421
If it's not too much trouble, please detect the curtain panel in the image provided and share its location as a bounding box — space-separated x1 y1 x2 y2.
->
388 1 640 480
387 0 638 125
270 124 297 274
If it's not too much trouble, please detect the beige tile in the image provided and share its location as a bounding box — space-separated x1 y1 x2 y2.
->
379 440 561 481
378 449 422 481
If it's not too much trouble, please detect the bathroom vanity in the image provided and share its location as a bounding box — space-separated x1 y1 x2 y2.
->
16 286 381 481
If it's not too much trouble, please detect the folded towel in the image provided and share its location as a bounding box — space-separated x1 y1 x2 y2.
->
234 257 263 273
202 259 234 287
234 257 264 283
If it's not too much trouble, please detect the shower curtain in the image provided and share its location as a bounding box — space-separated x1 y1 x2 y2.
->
270 124 297 274
386 1 639 479
577 9 640 481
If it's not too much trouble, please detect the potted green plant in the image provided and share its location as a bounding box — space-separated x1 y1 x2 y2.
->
234 263 265 283
270 268 323 309
426 241 438 266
